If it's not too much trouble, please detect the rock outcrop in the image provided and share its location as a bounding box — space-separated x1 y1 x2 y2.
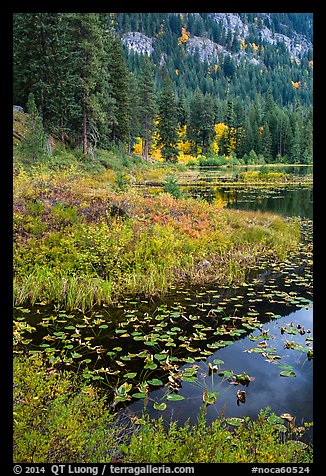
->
185 36 225 63
121 32 154 56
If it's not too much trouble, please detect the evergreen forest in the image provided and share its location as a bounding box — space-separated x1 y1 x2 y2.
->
13 12 313 165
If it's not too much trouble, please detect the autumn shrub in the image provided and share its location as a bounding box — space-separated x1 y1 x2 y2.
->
13 163 300 310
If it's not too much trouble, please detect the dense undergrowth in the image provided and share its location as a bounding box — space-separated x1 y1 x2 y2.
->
13 355 312 463
13 152 300 311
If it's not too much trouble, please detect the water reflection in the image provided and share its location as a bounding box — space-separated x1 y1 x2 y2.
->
123 307 313 442
220 187 313 219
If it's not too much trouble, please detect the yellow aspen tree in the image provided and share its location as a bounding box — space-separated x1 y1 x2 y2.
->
178 26 190 45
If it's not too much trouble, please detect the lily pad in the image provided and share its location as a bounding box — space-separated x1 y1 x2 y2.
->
124 372 137 379
153 402 167 411
166 394 185 401
147 378 163 386
280 370 296 377
202 389 220 405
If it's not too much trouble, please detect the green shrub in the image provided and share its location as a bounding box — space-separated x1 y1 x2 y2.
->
198 155 228 166
122 408 312 463
13 356 123 463
13 356 312 464
163 175 182 198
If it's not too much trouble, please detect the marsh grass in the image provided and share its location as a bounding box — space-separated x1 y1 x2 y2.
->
13 162 301 310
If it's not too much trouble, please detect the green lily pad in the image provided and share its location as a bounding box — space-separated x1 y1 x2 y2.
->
166 394 185 401
154 353 168 361
202 389 220 405
218 370 233 378
132 392 146 399
124 372 137 379
144 362 157 370
153 402 167 411
280 370 296 377
147 378 163 386
213 359 224 365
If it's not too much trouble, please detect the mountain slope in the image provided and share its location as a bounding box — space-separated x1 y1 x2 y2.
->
115 13 313 106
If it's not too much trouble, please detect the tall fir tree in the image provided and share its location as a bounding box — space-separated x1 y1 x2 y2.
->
106 29 131 146
138 56 156 160
157 74 179 162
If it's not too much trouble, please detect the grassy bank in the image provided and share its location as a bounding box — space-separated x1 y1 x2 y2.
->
13 355 312 463
13 160 300 311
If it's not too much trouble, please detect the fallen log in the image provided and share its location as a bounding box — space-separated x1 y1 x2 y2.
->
13 128 25 141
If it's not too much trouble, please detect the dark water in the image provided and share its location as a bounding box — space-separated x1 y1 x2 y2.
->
125 306 312 432
184 165 313 218
219 187 313 219
196 164 313 178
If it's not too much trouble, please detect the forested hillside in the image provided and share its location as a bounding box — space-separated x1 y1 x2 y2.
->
13 13 313 164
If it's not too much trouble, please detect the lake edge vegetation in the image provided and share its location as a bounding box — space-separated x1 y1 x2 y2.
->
13 355 313 463
13 149 301 312
12 12 313 464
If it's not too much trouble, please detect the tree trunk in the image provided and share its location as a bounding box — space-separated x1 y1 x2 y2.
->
82 88 87 158
142 136 149 160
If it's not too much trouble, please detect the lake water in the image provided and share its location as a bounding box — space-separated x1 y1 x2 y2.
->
122 166 313 439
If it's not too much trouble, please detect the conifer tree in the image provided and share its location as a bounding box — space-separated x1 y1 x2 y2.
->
20 92 47 162
138 56 156 160
106 29 131 146
157 74 179 162
127 72 141 153
260 122 273 162
187 89 205 156
67 14 108 157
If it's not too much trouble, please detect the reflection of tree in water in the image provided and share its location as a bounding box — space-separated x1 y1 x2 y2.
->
188 181 312 219
224 187 312 219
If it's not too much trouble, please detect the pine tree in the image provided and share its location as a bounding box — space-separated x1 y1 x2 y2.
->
176 91 189 127
157 74 179 162
187 89 205 156
260 122 273 162
200 94 216 154
19 92 47 162
127 72 141 153
67 14 108 157
138 56 156 160
106 29 131 146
